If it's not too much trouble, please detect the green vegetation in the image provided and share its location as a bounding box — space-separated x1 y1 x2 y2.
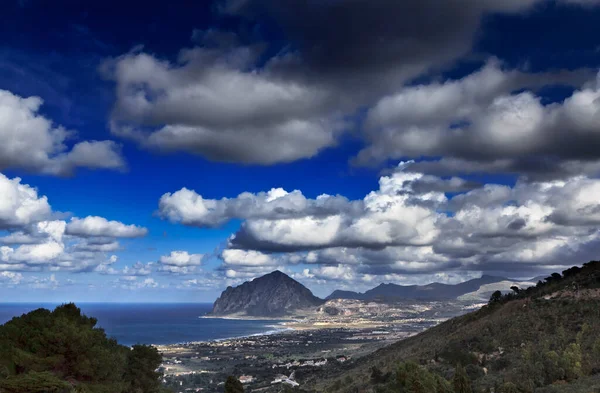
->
453 364 472 393
0 303 170 393
224 376 244 393
319 261 600 393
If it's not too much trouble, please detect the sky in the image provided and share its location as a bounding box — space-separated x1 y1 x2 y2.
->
2 0 600 302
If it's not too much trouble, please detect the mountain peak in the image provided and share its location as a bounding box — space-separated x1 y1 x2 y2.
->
211 271 324 317
262 270 288 278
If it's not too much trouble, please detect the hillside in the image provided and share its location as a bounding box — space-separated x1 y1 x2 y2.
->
0 303 170 393
211 270 324 317
326 275 521 301
309 261 600 393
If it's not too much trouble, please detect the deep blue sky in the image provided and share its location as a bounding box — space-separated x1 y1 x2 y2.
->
1 0 600 302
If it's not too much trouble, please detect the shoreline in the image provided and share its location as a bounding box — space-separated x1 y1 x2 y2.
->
154 319 297 347
200 314 295 321
155 319 387 348
212 325 297 343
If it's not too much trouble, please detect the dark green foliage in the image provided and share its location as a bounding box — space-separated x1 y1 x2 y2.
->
488 290 503 304
0 371 71 393
499 382 518 393
124 345 164 393
439 346 478 366
563 266 582 278
452 364 472 393
0 303 170 393
374 361 452 393
547 273 563 283
224 376 244 393
464 364 484 381
370 366 390 384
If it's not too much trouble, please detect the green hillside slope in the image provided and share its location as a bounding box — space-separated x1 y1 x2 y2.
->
311 261 600 393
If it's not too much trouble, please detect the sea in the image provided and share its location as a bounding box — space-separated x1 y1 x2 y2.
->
0 303 287 346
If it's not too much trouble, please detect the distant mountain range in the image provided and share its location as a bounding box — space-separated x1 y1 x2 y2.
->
326 275 534 301
210 270 324 317
211 271 537 317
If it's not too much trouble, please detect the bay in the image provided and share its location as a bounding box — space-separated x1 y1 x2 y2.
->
0 303 285 346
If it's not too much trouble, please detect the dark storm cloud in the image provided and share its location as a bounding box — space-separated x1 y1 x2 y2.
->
222 0 534 84
104 0 599 166
354 259 463 276
410 157 600 181
356 62 600 175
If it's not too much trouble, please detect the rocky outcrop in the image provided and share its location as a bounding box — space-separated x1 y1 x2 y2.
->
211 270 324 317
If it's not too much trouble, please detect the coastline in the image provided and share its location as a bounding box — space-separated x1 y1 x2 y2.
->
154 326 296 348
200 314 294 321
155 316 386 348
199 312 399 333
153 318 297 347
212 325 296 343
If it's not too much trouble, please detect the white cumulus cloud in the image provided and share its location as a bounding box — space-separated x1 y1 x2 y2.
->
66 216 148 238
0 89 125 175
0 173 51 229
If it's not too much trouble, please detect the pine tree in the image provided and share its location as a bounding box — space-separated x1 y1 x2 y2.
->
452 363 472 393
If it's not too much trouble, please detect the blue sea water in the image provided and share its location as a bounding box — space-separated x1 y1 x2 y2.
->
0 303 285 346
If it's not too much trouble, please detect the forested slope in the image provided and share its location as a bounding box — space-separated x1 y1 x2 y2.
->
0 303 170 393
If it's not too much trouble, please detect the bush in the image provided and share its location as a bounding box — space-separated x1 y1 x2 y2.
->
224 376 244 393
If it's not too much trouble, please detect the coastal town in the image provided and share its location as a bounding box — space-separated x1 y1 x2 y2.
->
157 298 479 392
159 327 397 392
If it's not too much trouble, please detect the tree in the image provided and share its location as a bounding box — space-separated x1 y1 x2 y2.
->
562 266 581 278
224 376 244 393
124 345 164 393
546 273 562 283
542 350 562 384
489 290 503 304
453 363 472 393
500 382 519 393
560 343 583 381
395 362 450 393
434 374 453 393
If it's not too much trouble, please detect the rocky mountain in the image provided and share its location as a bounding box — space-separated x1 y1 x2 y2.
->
326 275 514 301
210 270 324 317
327 289 363 300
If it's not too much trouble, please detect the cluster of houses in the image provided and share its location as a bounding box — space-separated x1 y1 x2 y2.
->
232 354 352 389
270 354 351 370
272 358 328 369
239 375 254 384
